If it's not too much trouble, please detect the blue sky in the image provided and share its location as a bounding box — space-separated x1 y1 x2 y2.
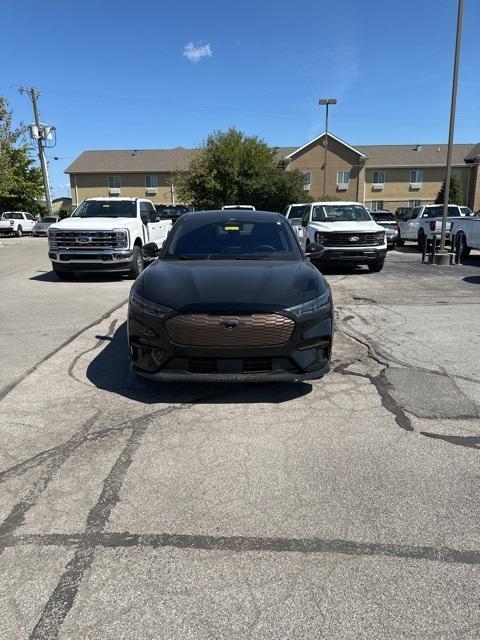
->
1 0 479 197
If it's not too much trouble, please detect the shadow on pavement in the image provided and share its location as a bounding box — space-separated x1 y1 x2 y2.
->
463 275 480 285
86 322 313 405
30 270 126 283
421 431 480 451
393 245 420 254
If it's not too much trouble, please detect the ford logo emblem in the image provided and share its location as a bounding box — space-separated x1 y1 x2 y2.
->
349 236 359 242
77 235 91 244
218 320 244 331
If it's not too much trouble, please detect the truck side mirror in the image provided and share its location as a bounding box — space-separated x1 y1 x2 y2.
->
142 242 160 258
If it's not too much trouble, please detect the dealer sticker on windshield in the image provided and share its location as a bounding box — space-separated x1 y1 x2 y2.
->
224 225 240 231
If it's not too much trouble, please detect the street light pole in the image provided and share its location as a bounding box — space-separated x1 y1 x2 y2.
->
319 98 337 198
439 0 464 255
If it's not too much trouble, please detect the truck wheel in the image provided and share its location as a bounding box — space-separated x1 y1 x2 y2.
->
396 232 404 247
458 233 471 258
368 259 384 273
417 231 427 252
128 245 144 279
15 226 22 238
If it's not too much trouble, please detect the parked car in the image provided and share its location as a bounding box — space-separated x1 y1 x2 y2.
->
450 214 480 258
154 204 190 226
47 197 172 280
295 201 387 272
221 205 256 210
369 210 399 249
394 207 411 219
397 204 464 249
0 211 36 237
33 216 60 236
128 209 331 381
282 203 309 231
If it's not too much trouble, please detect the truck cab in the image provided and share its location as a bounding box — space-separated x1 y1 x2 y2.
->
48 197 171 280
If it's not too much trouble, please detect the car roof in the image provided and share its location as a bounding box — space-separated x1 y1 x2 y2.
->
309 201 364 206
182 210 283 223
84 197 142 202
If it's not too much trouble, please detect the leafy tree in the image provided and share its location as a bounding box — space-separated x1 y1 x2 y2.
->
435 174 464 205
177 127 309 211
0 96 44 212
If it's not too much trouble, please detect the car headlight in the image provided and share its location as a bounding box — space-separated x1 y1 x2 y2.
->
113 228 129 248
129 291 174 318
285 291 331 317
375 231 385 244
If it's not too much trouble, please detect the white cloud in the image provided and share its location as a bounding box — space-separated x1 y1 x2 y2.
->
183 42 212 63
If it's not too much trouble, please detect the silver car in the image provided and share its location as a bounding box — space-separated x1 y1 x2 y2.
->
32 216 59 236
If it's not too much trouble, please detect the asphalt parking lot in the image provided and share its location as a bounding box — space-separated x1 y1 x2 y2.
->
1 236 480 639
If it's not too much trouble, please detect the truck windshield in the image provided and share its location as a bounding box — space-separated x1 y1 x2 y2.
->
72 201 136 218
312 205 371 222
286 205 308 219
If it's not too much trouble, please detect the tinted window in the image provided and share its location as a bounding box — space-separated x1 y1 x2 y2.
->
72 200 136 218
165 218 300 261
1 212 22 220
312 204 371 222
43 217 58 223
288 205 308 219
424 206 460 218
371 212 395 221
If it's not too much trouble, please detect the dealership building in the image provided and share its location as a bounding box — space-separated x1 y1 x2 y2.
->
65 133 480 211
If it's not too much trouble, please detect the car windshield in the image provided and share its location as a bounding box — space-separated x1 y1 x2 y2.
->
164 218 300 261
312 204 372 222
72 201 136 218
288 205 308 219
425 206 460 218
155 205 188 219
43 217 57 223
372 212 395 221
1 212 21 219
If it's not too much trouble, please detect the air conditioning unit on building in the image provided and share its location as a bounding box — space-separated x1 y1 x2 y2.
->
109 187 121 195
409 183 422 190
146 187 157 195
303 184 311 191
337 183 348 191
372 183 384 190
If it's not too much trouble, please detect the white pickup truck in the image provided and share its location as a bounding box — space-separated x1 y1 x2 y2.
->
282 203 309 232
296 201 387 272
0 211 36 237
450 215 480 258
398 204 465 249
48 197 172 280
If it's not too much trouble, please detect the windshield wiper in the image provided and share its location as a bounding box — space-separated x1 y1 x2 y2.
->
233 255 273 260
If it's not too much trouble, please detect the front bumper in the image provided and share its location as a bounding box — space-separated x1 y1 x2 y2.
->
315 247 386 263
49 249 133 271
128 307 333 382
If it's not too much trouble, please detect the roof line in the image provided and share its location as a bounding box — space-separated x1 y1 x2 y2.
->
284 132 367 159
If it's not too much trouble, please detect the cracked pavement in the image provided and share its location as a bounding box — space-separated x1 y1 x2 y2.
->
1 239 480 639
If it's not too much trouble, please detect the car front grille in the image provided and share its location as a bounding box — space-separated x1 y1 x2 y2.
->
316 232 384 246
49 231 125 249
166 314 295 347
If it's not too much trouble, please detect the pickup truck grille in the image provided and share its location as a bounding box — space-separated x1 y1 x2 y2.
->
316 232 384 246
49 231 125 249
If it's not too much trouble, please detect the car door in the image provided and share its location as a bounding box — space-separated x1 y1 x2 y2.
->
401 207 421 239
142 202 169 246
24 213 35 232
296 207 311 247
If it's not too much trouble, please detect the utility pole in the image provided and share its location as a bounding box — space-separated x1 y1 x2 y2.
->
19 87 54 214
319 98 337 198
438 0 464 262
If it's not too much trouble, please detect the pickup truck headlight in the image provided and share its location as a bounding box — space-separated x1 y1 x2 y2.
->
129 291 174 318
113 228 129 248
285 291 331 317
374 231 385 244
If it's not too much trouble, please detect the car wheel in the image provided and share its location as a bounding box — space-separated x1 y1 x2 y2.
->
128 245 144 279
368 259 384 273
15 226 22 238
458 233 471 258
396 233 404 247
417 231 426 252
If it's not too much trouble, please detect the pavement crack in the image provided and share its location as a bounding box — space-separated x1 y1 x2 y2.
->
67 318 118 386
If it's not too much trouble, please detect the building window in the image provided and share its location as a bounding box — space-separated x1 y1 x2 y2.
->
145 175 158 188
337 171 350 186
410 170 423 184
372 201 384 210
372 171 385 185
108 176 121 189
302 171 312 191
408 200 421 207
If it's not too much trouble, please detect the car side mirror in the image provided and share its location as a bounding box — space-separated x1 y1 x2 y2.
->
305 242 325 258
142 242 160 258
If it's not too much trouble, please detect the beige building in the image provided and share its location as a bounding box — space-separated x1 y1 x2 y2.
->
65 134 480 211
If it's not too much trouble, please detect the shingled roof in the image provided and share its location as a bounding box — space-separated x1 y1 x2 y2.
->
65 141 480 174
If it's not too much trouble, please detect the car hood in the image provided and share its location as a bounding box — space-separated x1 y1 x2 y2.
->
137 260 327 313
49 217 137 231
309 221 384 233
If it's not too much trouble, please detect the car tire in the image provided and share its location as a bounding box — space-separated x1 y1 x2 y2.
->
457 233 471 259
368 259 384 273
15 226 22 238
128 245 144 280
396 233 404 247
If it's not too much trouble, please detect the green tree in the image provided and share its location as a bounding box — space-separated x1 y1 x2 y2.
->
0 97 44 212
177 127 309 211
435 174 464 205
